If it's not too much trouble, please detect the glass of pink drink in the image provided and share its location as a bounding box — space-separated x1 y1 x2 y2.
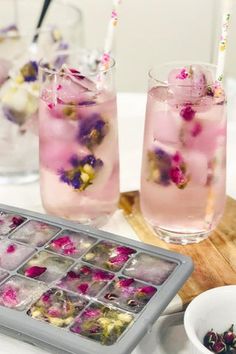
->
39 51 119 225
140 63 227 244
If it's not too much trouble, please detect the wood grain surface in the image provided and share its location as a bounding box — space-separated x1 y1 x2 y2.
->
119 192 236 306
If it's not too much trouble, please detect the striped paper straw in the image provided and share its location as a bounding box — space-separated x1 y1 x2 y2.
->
216 0 233 82
14 0 19 27
101 0 121 71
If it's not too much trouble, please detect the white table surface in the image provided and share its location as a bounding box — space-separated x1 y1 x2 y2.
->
0 92 236 354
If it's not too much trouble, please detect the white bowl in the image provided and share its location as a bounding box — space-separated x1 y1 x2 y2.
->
184 285 236 354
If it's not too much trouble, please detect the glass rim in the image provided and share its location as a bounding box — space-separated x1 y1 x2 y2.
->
0 0 82 38
148 61 218 88
39 49 116 77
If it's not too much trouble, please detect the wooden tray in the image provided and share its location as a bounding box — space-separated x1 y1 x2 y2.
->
119 192 236 306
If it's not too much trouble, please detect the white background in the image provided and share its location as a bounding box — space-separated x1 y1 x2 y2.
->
74 0 236 91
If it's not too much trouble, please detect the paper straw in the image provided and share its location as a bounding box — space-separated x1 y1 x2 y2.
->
14 0 19 27
101 0 121 71
216 0 233 82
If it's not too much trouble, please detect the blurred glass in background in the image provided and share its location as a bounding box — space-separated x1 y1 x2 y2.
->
0 0 83 184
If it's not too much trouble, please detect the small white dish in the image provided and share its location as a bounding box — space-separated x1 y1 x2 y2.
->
133 312 191 354
184 285 236 354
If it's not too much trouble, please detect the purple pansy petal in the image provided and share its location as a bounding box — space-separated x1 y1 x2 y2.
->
58 154 103 191
69 155 80 168
78 113 107 148
25 266 47 278
20 61 38 82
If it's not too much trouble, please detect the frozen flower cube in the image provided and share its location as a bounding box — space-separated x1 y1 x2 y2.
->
83 241 136 272
0 276 47 310
0 211 25 236
70 302 133 345
57 263 114 297
10 220 60 247
123 253 177 286
46 230 96 258
28 288 88 327
99 277 157 313
0 241 34 271
19 251 73 284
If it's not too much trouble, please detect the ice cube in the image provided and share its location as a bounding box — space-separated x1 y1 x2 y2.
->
153 110 181 144
10 220 60 247
56 263 114 297
70 302 133 345
28 288 88 327
46 230 96 258
19 251 74 284
0 241 34 271
99 276 157 313
185 151 208 185
168 65 213 104
83 241 136 272
0 212 25 236
0 276 47 310
123 253 177 286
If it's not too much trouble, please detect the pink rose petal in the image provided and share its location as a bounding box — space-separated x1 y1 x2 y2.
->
25 266 47 278
109 254 129 265
83 308 101 319
116 246 135 256
118 278 134 287
77 283 89 294
6 244 16 253
137 286 156 296
2 286 18 306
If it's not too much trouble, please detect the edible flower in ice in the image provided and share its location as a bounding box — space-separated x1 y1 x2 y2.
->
24 266 47 278
78 114 108 149
59 154 103 191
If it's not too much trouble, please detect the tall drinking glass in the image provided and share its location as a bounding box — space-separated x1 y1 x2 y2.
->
39 50 120 225
140 62 227 244
0 0 83 184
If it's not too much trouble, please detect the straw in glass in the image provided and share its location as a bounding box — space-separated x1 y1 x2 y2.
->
101 0 121 71
216 0 233 83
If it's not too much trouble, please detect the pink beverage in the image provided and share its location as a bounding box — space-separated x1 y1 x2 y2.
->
39 57 119 225
140 63 226 244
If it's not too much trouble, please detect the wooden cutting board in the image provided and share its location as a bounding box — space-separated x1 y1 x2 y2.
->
119 192 236 307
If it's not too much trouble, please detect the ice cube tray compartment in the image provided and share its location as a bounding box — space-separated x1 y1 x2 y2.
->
0 204 193 354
